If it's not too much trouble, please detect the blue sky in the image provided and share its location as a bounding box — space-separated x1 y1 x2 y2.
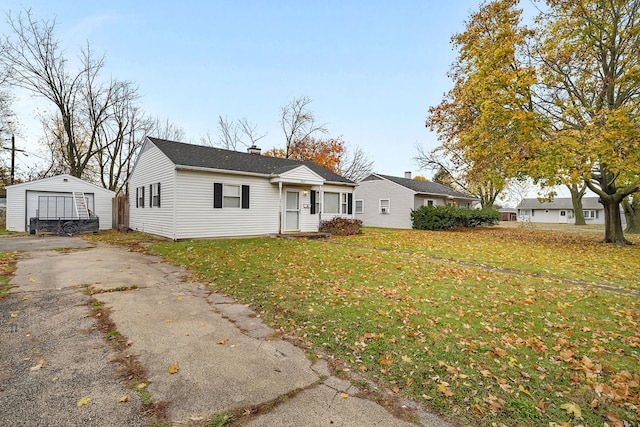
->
3 0 485 178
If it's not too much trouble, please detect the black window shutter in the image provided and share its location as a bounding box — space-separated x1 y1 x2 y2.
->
348 193 353 215
157 182 161 207
241 185 250 209
141 186 145 208
136 187 139 208
149 184 153 208
213 183 223 208
310 190 316 214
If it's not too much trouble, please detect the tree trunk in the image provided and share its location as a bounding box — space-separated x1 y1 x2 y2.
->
567 183 586 225
622 197 639 233
600 195 630 245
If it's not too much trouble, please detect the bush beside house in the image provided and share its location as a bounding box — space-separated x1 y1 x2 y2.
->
411 206 499 230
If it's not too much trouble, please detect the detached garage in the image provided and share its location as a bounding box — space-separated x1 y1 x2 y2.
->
6 174 115 232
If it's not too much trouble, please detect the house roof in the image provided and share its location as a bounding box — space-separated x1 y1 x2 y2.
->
148 137 354 185
6 174 116 195
517 197 602 210
366 173 477 200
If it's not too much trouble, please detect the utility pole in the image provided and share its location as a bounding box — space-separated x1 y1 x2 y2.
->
10 132 15 185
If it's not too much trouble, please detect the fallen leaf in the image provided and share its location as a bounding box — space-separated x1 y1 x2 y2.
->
168 361 179 374
401 355 412 363
117 395 130 403
77 397 91 407
29 359 45 371
560 402 582 419
29 278 36 282
217 338 229 345
135 383 147 390
10 312 18 318
165 319 173 323
340 393 349 399
438 382 454 397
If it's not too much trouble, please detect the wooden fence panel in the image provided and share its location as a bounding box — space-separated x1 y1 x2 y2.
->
112 196 129 231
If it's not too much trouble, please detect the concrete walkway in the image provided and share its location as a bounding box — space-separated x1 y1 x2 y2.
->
2 237 454 426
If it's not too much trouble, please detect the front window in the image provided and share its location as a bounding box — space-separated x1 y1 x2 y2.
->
324 192 340 214
584 210 597 219
223 184 241 208
341 193 348 214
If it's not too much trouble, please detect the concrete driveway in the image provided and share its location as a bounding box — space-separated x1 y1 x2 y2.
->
0 235 453 426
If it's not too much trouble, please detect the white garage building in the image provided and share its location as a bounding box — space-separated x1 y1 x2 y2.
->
6 174 115 232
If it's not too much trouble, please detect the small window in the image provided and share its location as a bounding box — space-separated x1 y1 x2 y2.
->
223 184 241 208
560 211 566 216
355 199 364 214
425 199 434 207
136 186 145 208
379 199 390 214
150 182 161 207
341 193 348 214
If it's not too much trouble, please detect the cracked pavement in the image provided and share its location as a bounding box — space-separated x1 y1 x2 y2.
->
1 236 454 426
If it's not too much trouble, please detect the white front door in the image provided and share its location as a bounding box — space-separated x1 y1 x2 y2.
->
559 210 568 223
285 191 300 231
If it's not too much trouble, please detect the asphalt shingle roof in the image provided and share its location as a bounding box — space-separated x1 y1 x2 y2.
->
517 197 602 210
148 137 354 184
372 174 477 200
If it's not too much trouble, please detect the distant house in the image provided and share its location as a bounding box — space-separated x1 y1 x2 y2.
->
353 172 478 229
516 197 604 224
5 174 115 232
128 137 356 240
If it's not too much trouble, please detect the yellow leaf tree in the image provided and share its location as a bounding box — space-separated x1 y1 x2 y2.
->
426 0 640 243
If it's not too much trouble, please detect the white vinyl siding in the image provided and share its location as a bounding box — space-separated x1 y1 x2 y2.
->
128 142 176 238
352 177 415 229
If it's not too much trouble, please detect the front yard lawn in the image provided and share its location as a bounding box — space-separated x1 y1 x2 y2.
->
106 227 638 426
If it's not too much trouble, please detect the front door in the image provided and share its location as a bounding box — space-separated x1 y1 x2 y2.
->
285 191 300 231
559 210 568 223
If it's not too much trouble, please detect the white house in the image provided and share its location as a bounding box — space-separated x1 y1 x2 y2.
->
353 172 478 229
6 174 115 232
128 137 357 240
516 197 605 224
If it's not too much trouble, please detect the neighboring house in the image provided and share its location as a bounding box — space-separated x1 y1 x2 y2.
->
5 174 115 232
516 197 605 224
128 137 356 240
353 172 478 229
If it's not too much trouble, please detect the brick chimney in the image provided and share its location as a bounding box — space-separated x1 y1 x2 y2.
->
247 145 261 155
404 171 411 179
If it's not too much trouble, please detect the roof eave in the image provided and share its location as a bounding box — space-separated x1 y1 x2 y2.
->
175 164 272 178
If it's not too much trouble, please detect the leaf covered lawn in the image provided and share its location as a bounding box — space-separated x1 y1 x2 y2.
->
148 227 639 426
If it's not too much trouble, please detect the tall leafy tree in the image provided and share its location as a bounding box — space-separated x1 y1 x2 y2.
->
422 0 538 208
427 0 640 244
532 0 640 244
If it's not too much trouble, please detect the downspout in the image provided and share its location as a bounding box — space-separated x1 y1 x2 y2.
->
278 182 283 234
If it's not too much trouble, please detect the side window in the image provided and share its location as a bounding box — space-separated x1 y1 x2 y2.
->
355 199 364 214
379 199 390 214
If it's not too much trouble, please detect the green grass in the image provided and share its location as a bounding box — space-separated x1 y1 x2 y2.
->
109 227 638 427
